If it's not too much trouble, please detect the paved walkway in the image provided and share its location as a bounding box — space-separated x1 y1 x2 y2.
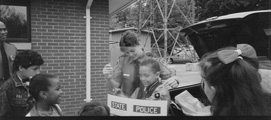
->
168 63 201 87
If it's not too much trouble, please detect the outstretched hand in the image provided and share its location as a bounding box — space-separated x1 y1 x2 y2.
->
162 76 179 89
103 63 113 79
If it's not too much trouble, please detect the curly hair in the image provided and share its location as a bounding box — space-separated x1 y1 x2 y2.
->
13 50 44 73
119 30 140 52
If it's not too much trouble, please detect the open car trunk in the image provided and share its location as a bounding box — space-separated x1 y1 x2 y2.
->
180 10 271 69
169 10 271 116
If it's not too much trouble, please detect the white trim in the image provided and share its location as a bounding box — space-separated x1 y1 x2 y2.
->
10 43 31 50
84 0 93 103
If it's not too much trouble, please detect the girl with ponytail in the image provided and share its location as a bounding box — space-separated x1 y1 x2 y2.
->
198 44 270 116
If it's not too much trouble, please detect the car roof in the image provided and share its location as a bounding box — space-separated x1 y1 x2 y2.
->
179 10 271 59
180 10 271 34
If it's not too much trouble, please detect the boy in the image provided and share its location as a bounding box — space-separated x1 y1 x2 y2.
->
0 50 44 116
131 59 171 103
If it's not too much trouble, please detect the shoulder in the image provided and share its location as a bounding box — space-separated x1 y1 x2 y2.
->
25 112 31 117
116 54 132 65
0 78 14 91
155 84 167 91
52 104 63 116
25 105 38 117
4 42 17 49
118 54 126 61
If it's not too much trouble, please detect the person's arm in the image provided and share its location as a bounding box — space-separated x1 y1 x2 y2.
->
156 59 179 88
103 57 125 89
0 89 12 116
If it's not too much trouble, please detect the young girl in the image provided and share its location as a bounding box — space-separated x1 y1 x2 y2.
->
199 44 271 116
26 73 63 116
131 59 171 104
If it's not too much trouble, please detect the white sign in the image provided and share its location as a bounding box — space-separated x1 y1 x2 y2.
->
107 94 168 116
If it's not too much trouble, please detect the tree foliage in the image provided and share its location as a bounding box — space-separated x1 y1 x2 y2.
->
195 0 270 20
0 5 28 40
110 0 269 56
110 0 194 55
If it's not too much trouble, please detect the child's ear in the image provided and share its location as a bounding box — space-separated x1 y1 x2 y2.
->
19 66 24 71
210 86 216 95
39 90 47 100
156 71 160 77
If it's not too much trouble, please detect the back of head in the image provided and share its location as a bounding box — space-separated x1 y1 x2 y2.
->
140 59 160 73
78 101 110 116
13 50 44 73
0 21 6 29
199 45 265 116
29 73 57 101
119 30 140 52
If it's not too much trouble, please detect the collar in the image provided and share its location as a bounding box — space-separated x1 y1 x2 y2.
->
12 74 25 87
144 78 161 93
128 52 148 64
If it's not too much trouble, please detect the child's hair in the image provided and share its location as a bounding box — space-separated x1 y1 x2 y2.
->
199 48 266 115
78 101 110 116
13 50 44 73
119 30 140 52
29 73 57 101
140 59 160 73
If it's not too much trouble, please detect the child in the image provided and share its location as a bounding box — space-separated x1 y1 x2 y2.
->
198 44 271 116
78 101 110 116
131 59 171 104
26 73 63 116
0 50 44 116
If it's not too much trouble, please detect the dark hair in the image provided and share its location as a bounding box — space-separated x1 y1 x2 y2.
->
140 59 160 73
29 74 57 101
13 50 44 73
119 30 140 52
78 101 110 116
199 50 266 116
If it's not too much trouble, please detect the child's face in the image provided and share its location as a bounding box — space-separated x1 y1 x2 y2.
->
201 78 216 103
139 65 160 87
20 65 41 79
45 77 62 104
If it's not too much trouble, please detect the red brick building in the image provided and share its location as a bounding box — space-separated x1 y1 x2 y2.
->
1 0 136 116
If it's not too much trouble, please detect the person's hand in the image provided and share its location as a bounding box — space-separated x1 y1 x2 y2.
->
103 63 113 79
162 76 179 89
113 88 128 98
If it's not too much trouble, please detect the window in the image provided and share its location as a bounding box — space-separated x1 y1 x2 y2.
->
0 0 30 42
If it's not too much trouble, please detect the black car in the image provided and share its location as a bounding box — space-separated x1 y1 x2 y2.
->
169 10 271 116
180 10 271 69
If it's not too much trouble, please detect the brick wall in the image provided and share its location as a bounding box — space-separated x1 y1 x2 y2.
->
89 0 109 104
31 0 96 116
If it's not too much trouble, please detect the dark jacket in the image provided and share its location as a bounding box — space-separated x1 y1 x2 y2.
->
0 42 17 85
0 74 34 116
